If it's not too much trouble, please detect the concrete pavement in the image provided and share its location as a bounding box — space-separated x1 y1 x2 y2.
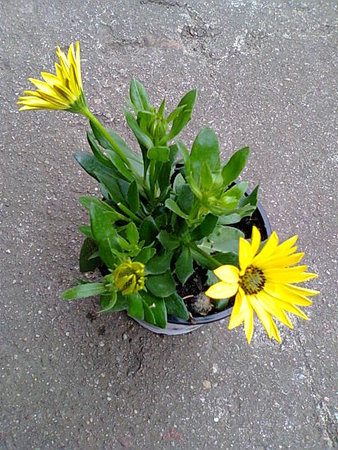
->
0 1 337 448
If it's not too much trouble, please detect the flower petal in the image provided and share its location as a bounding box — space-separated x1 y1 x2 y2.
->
205 281 238 300
213 265 239 283
252 231 279 266
258 290 293 328
239 237 254 274
243 296 254 343
258 252 305 269
228 289 246 329
265 282 313 306
18 42 85 113
250 295 281 342
250 226 261 256
264 266 317 283
284 284 320 297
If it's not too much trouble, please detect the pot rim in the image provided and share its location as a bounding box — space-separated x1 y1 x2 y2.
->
168 195 272 326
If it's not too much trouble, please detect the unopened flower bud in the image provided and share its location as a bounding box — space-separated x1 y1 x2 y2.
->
113 259 146 295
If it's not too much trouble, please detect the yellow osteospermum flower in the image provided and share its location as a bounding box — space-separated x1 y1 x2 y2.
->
205 226 319 344
18 42 87 113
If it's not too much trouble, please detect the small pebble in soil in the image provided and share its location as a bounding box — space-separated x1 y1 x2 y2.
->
191 293 213 316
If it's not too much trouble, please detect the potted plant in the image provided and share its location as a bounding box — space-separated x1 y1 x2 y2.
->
18 42 319 343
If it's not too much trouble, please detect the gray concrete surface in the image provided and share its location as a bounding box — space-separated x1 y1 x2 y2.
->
1 0 337 448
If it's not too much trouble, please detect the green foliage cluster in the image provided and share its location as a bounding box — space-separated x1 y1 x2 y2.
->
62 80 258 328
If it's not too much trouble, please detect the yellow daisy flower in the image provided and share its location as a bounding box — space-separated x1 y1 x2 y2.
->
18 42 87 113
205 226 319 343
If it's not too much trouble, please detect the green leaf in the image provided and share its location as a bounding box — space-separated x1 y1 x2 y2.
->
190 246 217 269
90 121 142 166
177 89 197 110
176 184 194 215
135 246 156 264
213 251 239 266
79 238 101 272
166 105 185 123
206 270 219 285
139 216 159 245
176 141 190 170
154 209 168 228
146 251 173 275
125 111 154 150
164 293 189 320
75 152 118 182
142 301 155 325
167 90 197 140
173 172 186 193
78 225 93 238
138 110 154 134
99 291 117 313
89 204 118 268
127 294 144 320
214 298 230 311
190 128 220 182
90 206 118 243
95 172 126 205
109 292 129 312
104 148 135 182
222 147 250 186
158 97 166 116
157 144 179 196
79 196 126 220
200 225 244 253
175 247 194 285
61 283 105 299
157 230 180 250
146 271 176 297
165 198 189 219
201 161 213 191
89 121 136 181
140 292 167 328
191 214 218 241
238 185 259 207
218 206 255 225
87 131 112 167
147 146 170 162
223 182 248 203
127 181 140 213
105 129 144 177
130 79 151 112
126 222 139 245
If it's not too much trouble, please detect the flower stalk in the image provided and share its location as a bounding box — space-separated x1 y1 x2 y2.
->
82 108 133 170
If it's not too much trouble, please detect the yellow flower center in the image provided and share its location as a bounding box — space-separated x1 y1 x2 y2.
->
240 265 265 295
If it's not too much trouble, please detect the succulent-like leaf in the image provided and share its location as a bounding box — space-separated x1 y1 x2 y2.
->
222 147 250 186
164 293 189 320
146 271 176 297
61 283 105 299
175 247 194 285
130 79 151 112
79 238 101 273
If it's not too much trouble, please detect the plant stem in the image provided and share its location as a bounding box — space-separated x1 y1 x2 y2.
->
189 243 221 268
84 109 132 170
117 202 141 224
